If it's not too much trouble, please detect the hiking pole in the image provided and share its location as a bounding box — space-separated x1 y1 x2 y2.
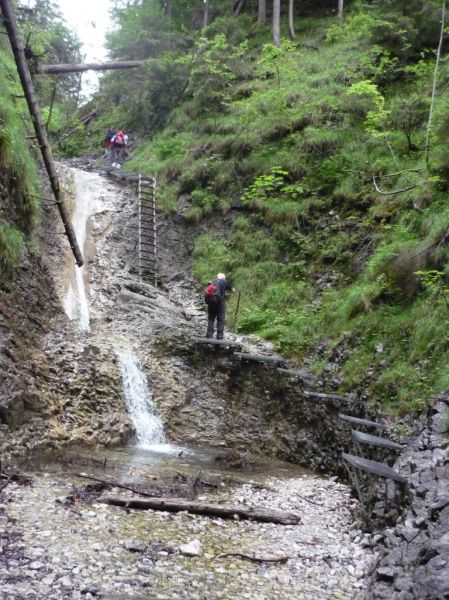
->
233 290 242 329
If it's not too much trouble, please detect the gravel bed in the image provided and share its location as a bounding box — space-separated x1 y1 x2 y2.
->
0 471 373 599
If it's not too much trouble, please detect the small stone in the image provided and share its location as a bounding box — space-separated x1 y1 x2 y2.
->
28 561 44 570
179 539 202 557
377 566 398 581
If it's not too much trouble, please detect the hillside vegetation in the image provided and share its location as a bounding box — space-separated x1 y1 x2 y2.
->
17 0 449 414
0 0 82 274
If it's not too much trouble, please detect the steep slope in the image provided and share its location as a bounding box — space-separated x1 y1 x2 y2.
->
80 1 449 417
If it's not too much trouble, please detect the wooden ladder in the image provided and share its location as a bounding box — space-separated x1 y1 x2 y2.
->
138 174 157 284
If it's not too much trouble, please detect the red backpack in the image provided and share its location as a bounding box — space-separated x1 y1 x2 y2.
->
204 280 222 305
114 131 124 145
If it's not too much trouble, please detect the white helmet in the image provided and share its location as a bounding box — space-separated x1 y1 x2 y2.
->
216 273 226 280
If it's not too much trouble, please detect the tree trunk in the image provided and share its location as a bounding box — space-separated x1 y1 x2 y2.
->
272 0 280 47
425 0 446 166
233 0 245 16
288 0 296 39
100 496 300 525
258 0 266 24
338 0 344 23
35 60 144 75
202 0 209 30
164 0 172 18
0 0 84 267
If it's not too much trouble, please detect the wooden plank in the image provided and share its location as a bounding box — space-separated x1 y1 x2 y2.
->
303 390 351 403
352 429 402 450
277 368 316 381
234 352 285 366
100 496 300 525
193 337 242 349
338 413 384 429
342 453 406 483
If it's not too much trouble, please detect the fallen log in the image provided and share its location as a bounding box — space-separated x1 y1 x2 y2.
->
100 496 300 525
215 552 290 564
35 60 145 75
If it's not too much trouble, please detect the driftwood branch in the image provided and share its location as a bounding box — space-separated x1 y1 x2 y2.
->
100 496 300 525
215 552 290 563
0 0 83 266
372 175 417 196
71 472 159 498
35 60 145 75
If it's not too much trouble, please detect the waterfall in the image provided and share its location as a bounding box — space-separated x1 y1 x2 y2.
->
116 348 166 448
63 169 103 331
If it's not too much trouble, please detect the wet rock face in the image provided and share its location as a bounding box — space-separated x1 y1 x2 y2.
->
0 254 63 432
369 394 449 599
1 165 353 470
156 344 354 473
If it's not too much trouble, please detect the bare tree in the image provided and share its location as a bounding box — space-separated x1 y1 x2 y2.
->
288 0 295 39
202 0 209 30
233 0 246 16
425 0 446 166
338 0 344 23
272 0 280 47
258 0 266 24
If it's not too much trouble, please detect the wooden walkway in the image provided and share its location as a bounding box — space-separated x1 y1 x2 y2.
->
138 174 157 283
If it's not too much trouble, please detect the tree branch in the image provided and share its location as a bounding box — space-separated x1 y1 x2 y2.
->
372 175 417 195
215 552 290 563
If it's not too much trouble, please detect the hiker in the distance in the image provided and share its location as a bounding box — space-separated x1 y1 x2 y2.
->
111 129 127 168
104 126 116 157
204 273 235 340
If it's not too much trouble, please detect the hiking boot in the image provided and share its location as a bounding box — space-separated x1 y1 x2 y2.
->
217 336 223 340
206 334 213 339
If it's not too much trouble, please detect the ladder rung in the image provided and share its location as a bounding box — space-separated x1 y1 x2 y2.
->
140 241 156 247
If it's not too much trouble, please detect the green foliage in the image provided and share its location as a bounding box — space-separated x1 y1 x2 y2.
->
0 42 40 238
86 2 449 414
180 34 249 115
0 220 25 276
347 80 389 135
17 0 82 133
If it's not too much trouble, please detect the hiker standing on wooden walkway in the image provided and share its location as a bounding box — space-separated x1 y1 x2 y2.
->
204 273 235 340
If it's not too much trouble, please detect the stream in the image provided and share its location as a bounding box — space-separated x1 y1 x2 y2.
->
0 167 373 598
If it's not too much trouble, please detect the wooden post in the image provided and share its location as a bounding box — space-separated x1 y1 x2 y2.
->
0 0 84 267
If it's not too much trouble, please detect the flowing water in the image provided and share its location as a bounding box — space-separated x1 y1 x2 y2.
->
63 168 104 331
115 346 167 449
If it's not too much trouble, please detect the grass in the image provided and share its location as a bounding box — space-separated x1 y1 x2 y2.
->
0 39 41 276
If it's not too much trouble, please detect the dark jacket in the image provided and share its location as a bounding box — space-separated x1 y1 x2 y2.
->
215 277 232 297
